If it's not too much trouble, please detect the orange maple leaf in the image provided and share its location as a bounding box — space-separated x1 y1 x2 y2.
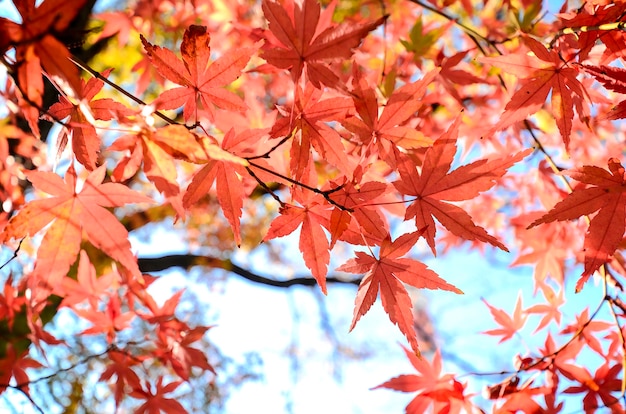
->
326 179 389 247
480 37 589 149
0 0 86 135
525 281 564 333
141 25 259 123
154 321 213 381
562 363 623 413
0 344 43 396
99 350 142 408
511 212 570 287
0 276 26 330
482 295 527 343
394 116 532 255
183 128 253 246
110 124 200 205
270 82 353 179
1 165 153 288
75 292 135 343
110 123 243 216
528 158 626 292
263 201 331 293
560 308 612 357
45 69 131 170
130 377 186 414
337 231 462 355
261 0 385 88
373 346 473 414
343 67 437 165
56 250 119 310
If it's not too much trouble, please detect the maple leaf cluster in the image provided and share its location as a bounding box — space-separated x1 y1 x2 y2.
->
0 0 626 412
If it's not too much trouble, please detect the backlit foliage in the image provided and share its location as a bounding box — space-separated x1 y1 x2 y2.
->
1 0 626 412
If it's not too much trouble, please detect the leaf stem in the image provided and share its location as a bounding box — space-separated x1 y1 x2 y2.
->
245 165 284 205
247 134 292 160
246 160 353 211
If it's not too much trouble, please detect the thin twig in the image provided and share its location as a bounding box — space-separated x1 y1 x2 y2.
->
247 134 293 160
0 238 24 272
246 160 353 211
245 165 284 205
407 0 496 56
70 55 179 126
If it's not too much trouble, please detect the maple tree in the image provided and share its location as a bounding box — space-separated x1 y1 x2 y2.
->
1 0 626 412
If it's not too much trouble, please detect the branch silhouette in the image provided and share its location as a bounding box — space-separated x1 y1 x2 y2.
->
137 254 362 288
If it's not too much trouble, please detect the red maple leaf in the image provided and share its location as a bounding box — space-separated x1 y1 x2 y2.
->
480 37 589 149
183 128 254 245
495 385 547 414
0 276 26 330
45 69 131 170
511 212 571 287
337 231 462 355
528 158 626 292
154 320 213 380
604 100 626 121
0 344 43 396
261 0 385 88
525 281 565 333
94 10 136 49
584 64 626 120
56 250 119 310
325 178 389 247
560 308 612 357
0 0 86 111
270 82 353 178
435 50 486 102
130 377 186 414
99 350 143 408
581 64 626 95
1 165 153 288
394 116 531 255
139 290 184 325
75 292 135 343
373 346 474 414
558 4 626 63
534 332 585 376
110 123 242 216
562 363 624 414
343 67 437 165
263 199 331 293
141 25 258 123
482 295 527 343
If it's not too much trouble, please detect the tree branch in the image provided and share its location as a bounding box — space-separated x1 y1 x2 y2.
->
137 254 362 288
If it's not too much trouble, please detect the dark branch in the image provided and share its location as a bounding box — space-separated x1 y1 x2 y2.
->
0 238 23 271
137 254 362 288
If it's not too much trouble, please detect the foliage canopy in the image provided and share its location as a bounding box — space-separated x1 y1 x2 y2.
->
1 0 626 412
